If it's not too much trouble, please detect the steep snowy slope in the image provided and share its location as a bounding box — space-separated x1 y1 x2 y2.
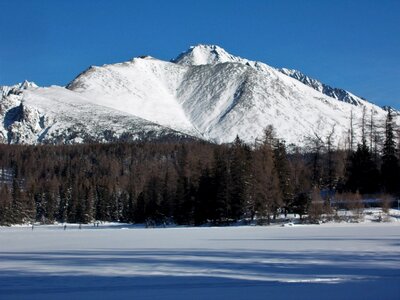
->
0 84 194 144
67 57 200 137
173 45 389 145
0 45 393 145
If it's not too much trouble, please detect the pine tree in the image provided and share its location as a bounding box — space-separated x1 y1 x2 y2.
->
11 178 25 223
305 132 325 188
44 179 59 223
173 144 195 224
160 170 174 223
250 130 282 224
273 140 293 217
58 183 69 223
325 125 337 191
213 147 231 223
0 184 13 225
381 109 399 194
348 109 355 152
83 186 95 223
229 136 251 221
194 168 215 225
134 191 146 223
345 143 379 194
144 176 163 223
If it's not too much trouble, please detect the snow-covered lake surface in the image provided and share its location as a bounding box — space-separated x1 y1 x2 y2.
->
1 223 399 299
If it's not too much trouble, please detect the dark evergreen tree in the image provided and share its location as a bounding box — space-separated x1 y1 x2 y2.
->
0 184 13 225
144 176 163 223
11 178 25 223
120 188 135 223
229 136 252 221
381 109 399 194
324 125 337 191
273 140 293 217
345 143 379 194
159 170 174 223
251 133 282 224
212 148 231 223
305 133 325 188
58 183 69 223
134 192 146 223
292 192 310 220
194 168 215 225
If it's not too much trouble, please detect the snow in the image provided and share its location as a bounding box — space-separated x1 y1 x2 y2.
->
1 85 190 144
279 68 367 106
66 45 392 145
0 80 37 97
1 45 395 145
1 222 399 299
67 59 200 137
172 44 248 66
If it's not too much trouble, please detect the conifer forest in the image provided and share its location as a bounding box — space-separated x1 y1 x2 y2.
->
0 111 399 226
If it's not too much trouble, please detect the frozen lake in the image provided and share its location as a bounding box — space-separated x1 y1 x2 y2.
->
1 223 399 299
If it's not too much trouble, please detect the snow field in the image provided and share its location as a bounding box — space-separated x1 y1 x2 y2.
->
1 222 399 299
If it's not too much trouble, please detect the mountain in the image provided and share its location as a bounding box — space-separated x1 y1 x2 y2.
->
172 45 248 66
0 80 38 97
0 82 194 144
279 68 366 106
0 45 393 146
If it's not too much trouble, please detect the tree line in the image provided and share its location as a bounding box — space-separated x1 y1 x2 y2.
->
0 110 398 226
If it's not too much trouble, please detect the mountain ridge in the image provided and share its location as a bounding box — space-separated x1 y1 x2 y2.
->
279 68 367 106
0 45 395 146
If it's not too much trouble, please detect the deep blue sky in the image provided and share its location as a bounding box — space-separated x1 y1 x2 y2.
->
0 0 399 109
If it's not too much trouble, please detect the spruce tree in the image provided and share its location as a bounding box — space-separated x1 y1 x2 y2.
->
381 109 399 194
273 140 293 217
250 129 282 224
194 168 215 225
0 184 12 225
229 136 251 221
212 148 231 223
345 143 379 194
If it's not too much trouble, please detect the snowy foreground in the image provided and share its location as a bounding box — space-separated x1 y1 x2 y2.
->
1 222 399 300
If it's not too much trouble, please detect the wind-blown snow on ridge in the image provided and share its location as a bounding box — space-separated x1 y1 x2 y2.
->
0 45 394 145
279 68 367 106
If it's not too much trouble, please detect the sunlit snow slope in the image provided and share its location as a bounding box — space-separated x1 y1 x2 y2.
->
0 45 393 145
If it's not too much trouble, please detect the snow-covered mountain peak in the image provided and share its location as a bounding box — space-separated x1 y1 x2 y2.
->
172 44 246 66
1 45 394 146
1 80 38 97
20 80 38 89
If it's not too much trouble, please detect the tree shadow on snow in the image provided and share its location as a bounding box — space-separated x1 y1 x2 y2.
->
1 247 400 299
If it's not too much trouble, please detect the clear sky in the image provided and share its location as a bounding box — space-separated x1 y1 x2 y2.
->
0 0 399 109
